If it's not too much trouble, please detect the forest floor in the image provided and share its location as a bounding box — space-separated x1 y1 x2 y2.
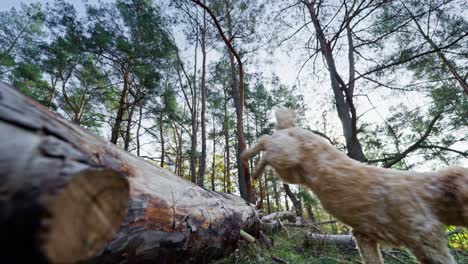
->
214 227 468 264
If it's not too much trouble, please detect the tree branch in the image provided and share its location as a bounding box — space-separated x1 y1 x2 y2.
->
383 113 442 168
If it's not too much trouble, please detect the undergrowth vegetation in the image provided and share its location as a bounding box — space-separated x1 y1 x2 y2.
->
214 227 468 264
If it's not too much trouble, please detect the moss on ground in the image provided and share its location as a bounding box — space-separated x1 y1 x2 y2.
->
213 227 468 264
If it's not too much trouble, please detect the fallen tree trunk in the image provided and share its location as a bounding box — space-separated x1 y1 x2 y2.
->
0 83 130 263
261 211 295 222
305 233 356 249
0 82 258 263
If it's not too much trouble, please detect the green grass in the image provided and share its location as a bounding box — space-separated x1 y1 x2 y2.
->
213 227 468 264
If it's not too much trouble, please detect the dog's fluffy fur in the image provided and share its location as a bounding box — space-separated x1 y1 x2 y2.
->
241 108 468 264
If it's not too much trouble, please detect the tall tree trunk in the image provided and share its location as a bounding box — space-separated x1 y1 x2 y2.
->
191 0 254 202
211 110 216 191
111 61 131 145
136 105 143 156
178 127 184 177
225 2 253 202
305 203 315 222
265 172 271 214
223 88 232 193
197 10 207 187
159 111 165 168
304 0 366 162
46 76 57 109
283 184 303 218
172 121 182 176
285 193 290 211
73 83 90 125
255 116 263 209
273 177 280 211
190 30 199 184
124 103 136 151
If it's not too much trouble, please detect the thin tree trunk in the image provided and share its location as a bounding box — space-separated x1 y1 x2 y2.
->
226 3 252 202
190 29 199 184
273 177 280 211
159 111 165 168
124 103 136 151
305 203 315 222
172 121 179 174
223 88 231 193
283 184 303 218
136 105 143 156
46 76 58 109
111 61 131 144
255 116 263 209
73 82 90 125
178 127 184 177
285 193 290 211
198 9 207 187
211 110 216 191
265 172 271 214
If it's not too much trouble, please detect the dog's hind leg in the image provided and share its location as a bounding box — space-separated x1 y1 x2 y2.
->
353 232 383 264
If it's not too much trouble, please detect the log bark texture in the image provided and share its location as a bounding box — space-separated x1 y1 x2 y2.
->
0 82 258 263
0 82 130 263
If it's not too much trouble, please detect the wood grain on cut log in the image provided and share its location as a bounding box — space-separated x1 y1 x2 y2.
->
0 82 258 264
0 82 130 263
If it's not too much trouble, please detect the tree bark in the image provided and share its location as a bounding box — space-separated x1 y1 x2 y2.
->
189 34 198 183
211 110 216 191
0 82 259 264
265 172 271 214
111 61 131 144
0 82 130 263
272 178 280 211
159 111 165 168
198 9 207 187
223 88 231 193
124 103 136 151
136 105 143 156
283 184 303 218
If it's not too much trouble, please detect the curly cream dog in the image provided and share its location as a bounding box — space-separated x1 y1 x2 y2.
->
241 108 468 264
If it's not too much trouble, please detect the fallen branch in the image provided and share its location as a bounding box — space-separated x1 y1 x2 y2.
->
240 229 256 243
261 211 295 222
305 233 356 249
271 255 288 264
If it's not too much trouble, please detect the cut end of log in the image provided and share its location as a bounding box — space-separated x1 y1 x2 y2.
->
41 169 129 263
